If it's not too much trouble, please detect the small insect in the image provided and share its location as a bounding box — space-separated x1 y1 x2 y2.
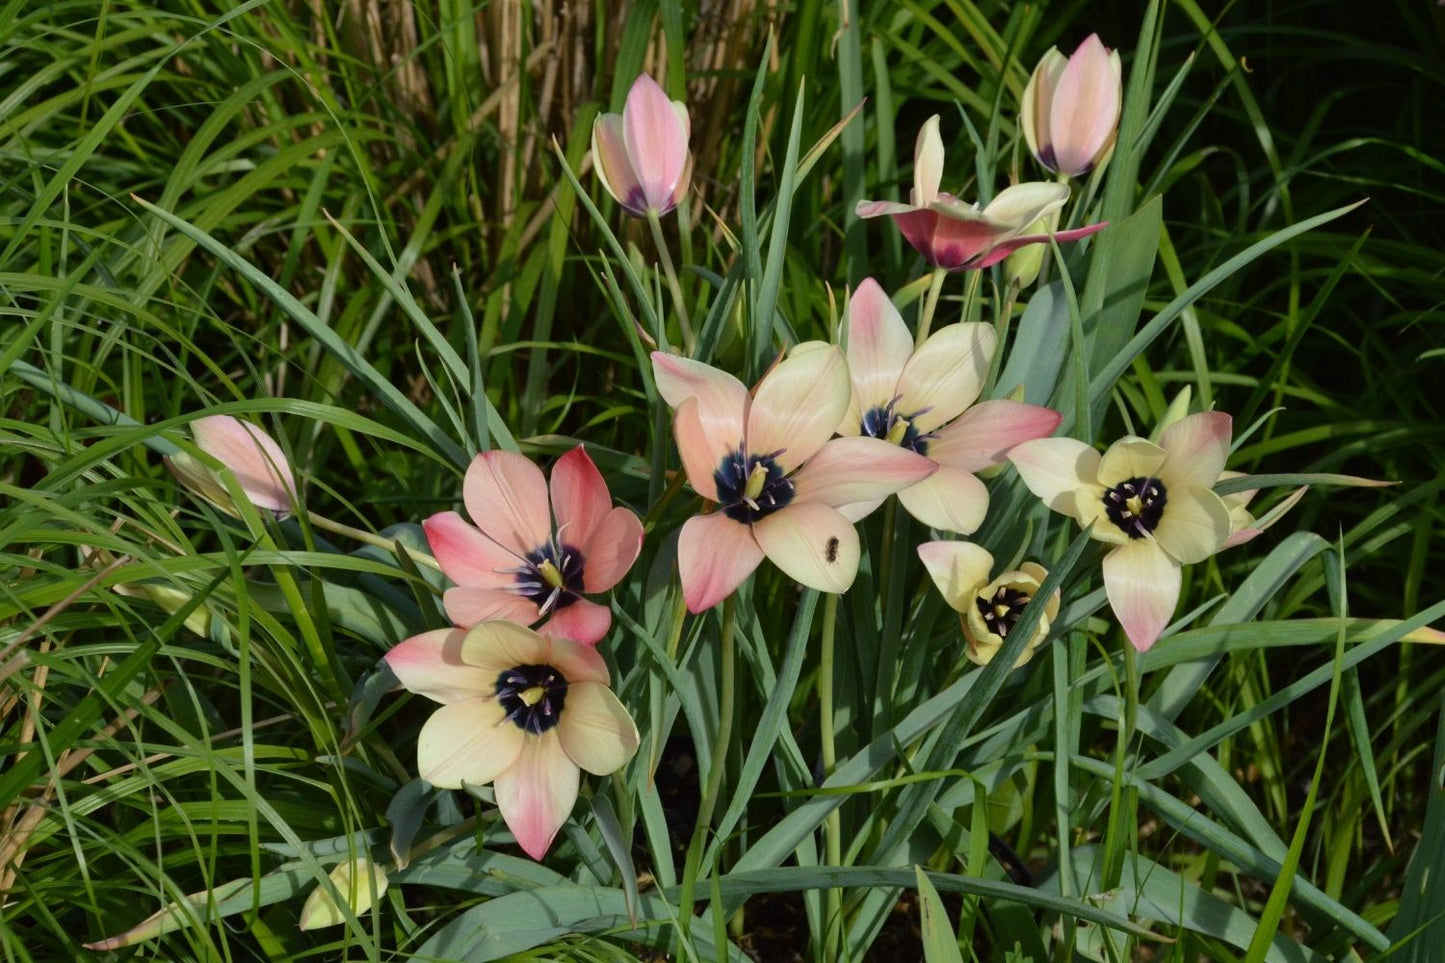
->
824 536 840 564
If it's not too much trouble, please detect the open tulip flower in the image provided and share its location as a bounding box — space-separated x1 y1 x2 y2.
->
653 344 937 613
591 73 692 217
837 278 1061 533
167 415 297 518
1022 34 1122 178
918 541 1059 667
1008 411 1235 651
855 115 1107 271
385 621 640 860
424 446 643 646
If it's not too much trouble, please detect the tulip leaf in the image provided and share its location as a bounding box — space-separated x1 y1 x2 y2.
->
385 778 438 869
995 279 1070 406
915 865 965 963
1213 472 1392 495
1387 705 1445 959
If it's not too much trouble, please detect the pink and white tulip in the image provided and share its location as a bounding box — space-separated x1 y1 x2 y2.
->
1009 411 1235 651
837 279 1061 533
385 621 639 860
424 446 642 646
1021 34 1122 178
652 344 937 613
166 415 297 517
855 115 1107 271
918 541 1060 667
591 73 692 217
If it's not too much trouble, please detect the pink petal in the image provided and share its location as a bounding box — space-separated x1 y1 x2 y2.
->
843 278 913 432
746 343 851 474
579 506 644 592
416 696 524 789
672 398 728 502
1158 411 1233 490
1009 437 1101 514
897 322 995 432
442 586 541 629
384 627 492 704
652 354 748 494
556 681 639 776
917 540 994 613
190 415 296 512
550 446 610 552
1102 540 1181 652
424 511 523 588
462 450 552 557
788 436 936 508
621 74 690 214
540 598 613 647
1049 35 1121 176
493 731 580 860
591 112 644 214
751 502 860 595
896 465 990 535
908 209 993 270
928 400 1063 473
678 512 765 613
963 221 1108 270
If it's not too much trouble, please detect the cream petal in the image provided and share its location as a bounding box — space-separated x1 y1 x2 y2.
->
1097 437 1168 487
458 620 554 681
1224 485 1307 550
788 437 936 508
416 697 524 789
424 511 523 588
550 446 610 554
591 112 644 214
579 506 644 592
442 586 541 630
746 343 851 474
556 682 640 776
621 74 690 214
1021 48 1067 168
537 633 612 687
540 598 613 647
1158 411 1233 490
855 199 923 218
917 540 994 613
835 495 885 523
897 322 995 431
462 450 552 557
1074 484 1134 544
979 182 1070 233
1009 437 1101 514
677 512 765 613
189 415 296 513
1152 487 1232 565
897 465 989 535
385 627 492 704
1102 540 1181 652
1049 34 1121 176
493 731 580 860
912 114 944 206
844 278 913 429
751 502 860 595
927 400 1062 473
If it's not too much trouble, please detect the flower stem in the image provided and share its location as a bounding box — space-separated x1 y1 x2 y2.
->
915 266 948 347
305 512 444 573
820 591 844 961
646 208 695 353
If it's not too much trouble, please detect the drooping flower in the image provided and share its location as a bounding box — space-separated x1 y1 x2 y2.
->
424 446 642 646
918 541 1059 667
855 115 1107 271
1009 411 1235 651
385 621 639 860
1021 34 1122 178
652 344 936 613
166 415 297 517
837 279 1061 534
591 73 692 217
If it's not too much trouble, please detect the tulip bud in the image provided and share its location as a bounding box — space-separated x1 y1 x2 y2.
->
298 858 389 931
591 74 692 217
1003 212 1056 289
113 582 213 637
166 416 296 518
1021 34 1122 178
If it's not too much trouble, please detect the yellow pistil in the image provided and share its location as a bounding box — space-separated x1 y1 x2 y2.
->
742 462 769 507
885 416 911 446
537 558 566 590
519 685 546 707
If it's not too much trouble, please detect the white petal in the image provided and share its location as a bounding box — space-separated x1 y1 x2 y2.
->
843 278 913 430
912 114 944 206
1157 411 1232 490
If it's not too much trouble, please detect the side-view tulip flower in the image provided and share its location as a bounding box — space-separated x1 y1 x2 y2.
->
385 621 639 860
424 446 643 646
918 541 1059 667
167 415 297 518
837 278 1061 533
591 73 692 217
1021 33 1122 178
1009 411 1234 651
855 114 1107 270
653 344 937 612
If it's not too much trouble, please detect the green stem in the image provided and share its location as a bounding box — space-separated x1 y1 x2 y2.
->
915 266 947 346
820 592 845 961
647 208 695 353
306 512 444 573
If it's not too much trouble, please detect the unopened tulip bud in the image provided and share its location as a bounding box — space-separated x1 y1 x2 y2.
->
166 415 296 518
1021 34 1122 178
298 858 388 931
592 74 692 217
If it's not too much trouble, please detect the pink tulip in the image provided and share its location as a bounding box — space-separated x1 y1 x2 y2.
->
838 279 1061 534
1021 34 1122 177
166 415 297 517
385 621 639 860
424 446 643 646
591 73 692 217
653 344 937 613
856 115 1106 270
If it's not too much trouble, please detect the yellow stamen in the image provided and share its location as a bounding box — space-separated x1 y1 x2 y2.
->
537 558 565 590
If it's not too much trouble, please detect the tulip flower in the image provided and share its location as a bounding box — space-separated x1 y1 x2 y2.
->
1218 471 1308 549
591 73 692 217
385 621 639 860
1021 34 1122 177
424 446 642 646
856 115 1107 271
298 857 389 930
652 344 936 613
918 541 1059 667
166 415 297 518
837 279 1061 533
1009 411 1234 651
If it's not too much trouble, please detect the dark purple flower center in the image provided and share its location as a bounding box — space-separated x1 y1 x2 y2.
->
860 400 932 456
496 663 567 734
1103 476 1168 539
714 447 794 523
512 542 585 614
975 585 1032 638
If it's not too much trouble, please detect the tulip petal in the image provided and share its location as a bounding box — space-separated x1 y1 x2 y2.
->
1073 484 1134 545
751 502 860 595
540 633 613 687
424 511 524 588
672 398 728 502
1021 48 1067 169
556 681 640 776
1009 437 1101 514
189 415 296 512
550 446 610 554
897 322 995 431
416 696 524 789
458 620 554 681
678 512 766 613
592 112 644 214
579 506 644 592
493 731 579 860
462 450 552 557
1098 437 1167 487
963 221 1108 270
385 627 493 704
789 436 936 508
912 115 944 206
1102 540 1181 652
843 278 913 432
442 586 541 629
540 598 613 647
1151 488 1232 565
919 210 999 270
651 351 749 414
918 540 994 613
1157 411 1232 490
622 74 689 214
1050 35 1121 176
927 400 1062 473
897 464 990 535
978 181 1071 232
746 342 851 473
